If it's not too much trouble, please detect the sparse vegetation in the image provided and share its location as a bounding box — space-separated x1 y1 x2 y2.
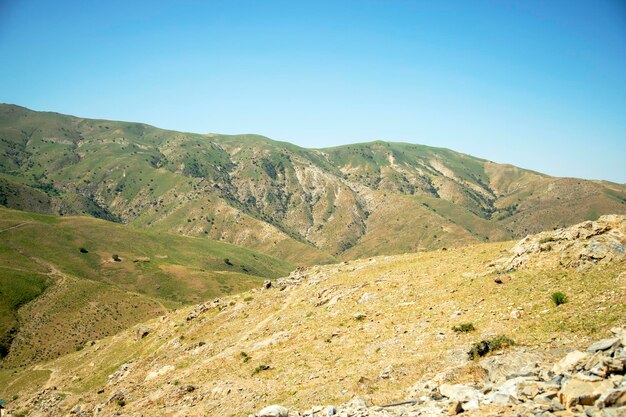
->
452 323 475 333
551 291 568 306
252 364 270 375
354 313 366 321
468 335 515 359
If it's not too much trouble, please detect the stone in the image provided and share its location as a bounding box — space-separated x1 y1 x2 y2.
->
558 378 615 408
462 399 479 411
135 325 151 340
439 384 482 402
447 401 463 415
258 405 289 417
487 391 515 405
480 351 541 383
552 350 590 375
596 388 626 408
611 328 626 345
603 407 626 417
263 280 272 289
587 338 621 353
379 365 393 379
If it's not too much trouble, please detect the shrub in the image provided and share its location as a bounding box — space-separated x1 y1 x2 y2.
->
452 323 475 333
185 385 195 392
79 247 88 253
354 313 366 321
252 364 270 375
539 236 556 244
116 399 126 407
240 351 251 363
468 335 515 360
551 292 568 306
223 258 233 266
112 254 121 262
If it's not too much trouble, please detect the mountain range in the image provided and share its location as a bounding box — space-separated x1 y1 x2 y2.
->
1 104 625 264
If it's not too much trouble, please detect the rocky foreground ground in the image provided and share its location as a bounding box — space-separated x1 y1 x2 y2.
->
258 328 626 417
2 215 624 417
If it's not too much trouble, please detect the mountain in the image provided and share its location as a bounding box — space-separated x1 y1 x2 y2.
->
1 104 624 261
0 206 291 368
1 216 624 416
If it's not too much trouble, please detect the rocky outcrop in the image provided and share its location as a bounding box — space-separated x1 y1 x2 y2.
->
491 215 626 272
258 328 626 417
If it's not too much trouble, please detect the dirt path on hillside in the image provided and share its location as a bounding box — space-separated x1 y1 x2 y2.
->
0 222 30 233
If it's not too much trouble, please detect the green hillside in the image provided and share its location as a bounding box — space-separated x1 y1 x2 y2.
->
0 206 292 367
0 104 625 262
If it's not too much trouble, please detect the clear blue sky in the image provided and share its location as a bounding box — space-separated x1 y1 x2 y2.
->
1 0 625 182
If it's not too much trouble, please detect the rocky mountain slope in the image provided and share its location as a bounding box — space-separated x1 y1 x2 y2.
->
1 216 624 416
1 104 624 261
0 206 291 369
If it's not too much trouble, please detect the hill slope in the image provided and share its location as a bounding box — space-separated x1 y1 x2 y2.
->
1 216 624 416
1 104 624 260
0 206 292 368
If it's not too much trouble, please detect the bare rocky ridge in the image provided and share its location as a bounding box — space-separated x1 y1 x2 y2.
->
492 215 626 272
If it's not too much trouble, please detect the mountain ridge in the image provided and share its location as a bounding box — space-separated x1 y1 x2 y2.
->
0 103 625 262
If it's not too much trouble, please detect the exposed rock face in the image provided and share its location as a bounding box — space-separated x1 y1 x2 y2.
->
134 325 151 341
492 215 626 272
276 327 626 417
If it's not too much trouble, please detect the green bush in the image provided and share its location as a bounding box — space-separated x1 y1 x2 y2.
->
551 292 568 306
452 323 475 333
467 335 515 359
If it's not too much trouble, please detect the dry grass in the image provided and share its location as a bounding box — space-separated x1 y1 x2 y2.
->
2 238 624 416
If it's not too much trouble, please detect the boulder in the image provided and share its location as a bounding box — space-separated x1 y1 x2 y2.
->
587 338 621 353
135 325 151 340
258 405 289 417
439 384 482 402
480 351 541 383
552 350 590 375
558 378 614 408
596 388 626 409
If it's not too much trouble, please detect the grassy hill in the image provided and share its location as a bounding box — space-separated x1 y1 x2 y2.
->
1 104 624 262
0 217 623 416
0 206 293 368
